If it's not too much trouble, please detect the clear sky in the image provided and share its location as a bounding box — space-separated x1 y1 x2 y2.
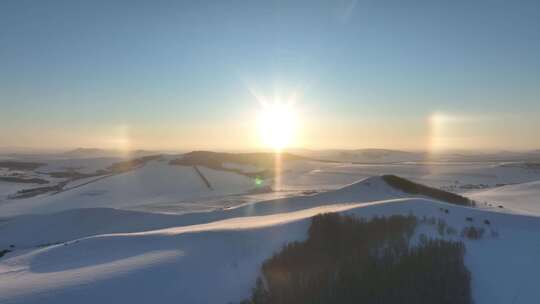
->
1 0 539 151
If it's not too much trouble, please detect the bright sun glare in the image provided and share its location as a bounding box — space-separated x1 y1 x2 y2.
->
258 101 297 151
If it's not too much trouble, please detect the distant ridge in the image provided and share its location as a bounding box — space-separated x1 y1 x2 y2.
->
291 148 426 163
61 148 156 158
170 151 307 177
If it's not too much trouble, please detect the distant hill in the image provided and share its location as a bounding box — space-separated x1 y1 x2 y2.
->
292 148 426 163
0 161 44 171
170 151 307 177
61 148 157 159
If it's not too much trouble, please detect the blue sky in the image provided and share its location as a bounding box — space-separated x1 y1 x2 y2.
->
1 0 539 150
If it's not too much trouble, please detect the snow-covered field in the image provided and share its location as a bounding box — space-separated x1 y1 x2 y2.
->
279 160 540 191
0 161 256 217
2 153 540 216
1 152 540 303
469 180 540 215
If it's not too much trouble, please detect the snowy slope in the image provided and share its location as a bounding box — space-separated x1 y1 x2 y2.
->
0 160 256 216
0 182 30 201
1 199 540 304
468 180 540 215
0 208 184 248
2 160 540 304
0 176 404 248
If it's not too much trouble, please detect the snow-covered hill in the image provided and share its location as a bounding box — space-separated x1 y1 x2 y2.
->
2 153 540 304
0 176 405 248
1 198 539 304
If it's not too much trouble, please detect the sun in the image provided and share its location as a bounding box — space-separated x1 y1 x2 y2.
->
258 101 297 151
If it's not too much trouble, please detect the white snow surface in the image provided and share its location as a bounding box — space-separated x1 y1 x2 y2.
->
0 176 402 248
2 157 540 216
1 198 540 304
2 156 540 304
0 161 256 216
468 180 540 215
273 160 540 192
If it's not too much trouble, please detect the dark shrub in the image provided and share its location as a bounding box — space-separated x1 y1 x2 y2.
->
0 249 11 258
461 226 484 240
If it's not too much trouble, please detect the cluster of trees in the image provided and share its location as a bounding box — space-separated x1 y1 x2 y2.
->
381 174 474 206
242 213 471 304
